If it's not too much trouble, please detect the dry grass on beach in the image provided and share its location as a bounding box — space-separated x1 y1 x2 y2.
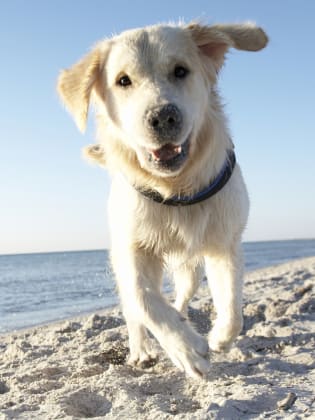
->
1 257 315 419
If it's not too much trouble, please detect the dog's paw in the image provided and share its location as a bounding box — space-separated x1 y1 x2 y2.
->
128 353 158 369
171 347 210 380
208 318 243 352
128 343 158 368
161 328 210 379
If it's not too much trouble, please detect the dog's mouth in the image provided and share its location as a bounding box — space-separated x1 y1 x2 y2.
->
146 137 190 172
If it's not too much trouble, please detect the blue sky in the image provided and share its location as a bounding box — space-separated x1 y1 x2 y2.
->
1 1 315 254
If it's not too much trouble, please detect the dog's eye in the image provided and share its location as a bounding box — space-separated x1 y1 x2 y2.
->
117 75 132 87
174 66 189 79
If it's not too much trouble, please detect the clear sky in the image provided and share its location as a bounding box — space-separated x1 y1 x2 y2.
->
1 0 315 255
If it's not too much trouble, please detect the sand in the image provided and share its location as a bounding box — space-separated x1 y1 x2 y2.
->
0 257 314 419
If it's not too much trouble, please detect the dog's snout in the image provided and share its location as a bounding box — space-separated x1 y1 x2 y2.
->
146 104 182 138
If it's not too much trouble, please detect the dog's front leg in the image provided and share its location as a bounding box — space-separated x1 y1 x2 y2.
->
111 250 162 367
205 244 244 352
112 249 210 379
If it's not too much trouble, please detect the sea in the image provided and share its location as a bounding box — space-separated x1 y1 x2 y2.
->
1 239 315 334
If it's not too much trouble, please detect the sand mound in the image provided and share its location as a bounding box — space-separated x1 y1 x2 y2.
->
1 257 314 419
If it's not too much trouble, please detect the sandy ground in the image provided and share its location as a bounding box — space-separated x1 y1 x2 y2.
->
0 257 314 419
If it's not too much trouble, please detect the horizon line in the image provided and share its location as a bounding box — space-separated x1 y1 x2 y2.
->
1 237 315 257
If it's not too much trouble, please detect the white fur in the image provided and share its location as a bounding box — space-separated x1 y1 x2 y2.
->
58 22 268 379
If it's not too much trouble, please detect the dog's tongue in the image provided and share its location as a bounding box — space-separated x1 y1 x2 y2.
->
150 144 181 161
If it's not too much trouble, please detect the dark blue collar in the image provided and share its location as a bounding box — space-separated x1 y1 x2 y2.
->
136 149 236 206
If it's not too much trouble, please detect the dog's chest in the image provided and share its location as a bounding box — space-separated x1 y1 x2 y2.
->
109 175 225 256
134 200 212 255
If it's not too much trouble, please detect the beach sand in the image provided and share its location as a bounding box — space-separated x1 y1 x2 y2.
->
1 257 314 419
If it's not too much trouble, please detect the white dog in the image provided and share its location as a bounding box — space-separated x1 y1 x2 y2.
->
58 22 268 379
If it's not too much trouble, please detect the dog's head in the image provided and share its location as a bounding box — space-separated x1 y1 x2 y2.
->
58 23 267 178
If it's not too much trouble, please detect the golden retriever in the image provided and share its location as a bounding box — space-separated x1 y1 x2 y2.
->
57 22 268 379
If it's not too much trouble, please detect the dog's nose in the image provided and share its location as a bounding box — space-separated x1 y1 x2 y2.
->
146 104 182 138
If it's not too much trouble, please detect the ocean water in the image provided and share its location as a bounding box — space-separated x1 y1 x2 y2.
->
1 239 315 334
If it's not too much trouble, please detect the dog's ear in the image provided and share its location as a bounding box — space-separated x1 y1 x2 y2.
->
82 144 106 167
187 22 268 71
57 47 103 132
